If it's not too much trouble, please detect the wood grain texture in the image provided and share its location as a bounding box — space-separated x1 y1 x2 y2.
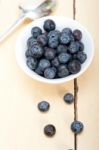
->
0 0 75 150
76 0 99 149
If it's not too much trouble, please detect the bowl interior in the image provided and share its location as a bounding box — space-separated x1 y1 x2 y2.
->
16 16 94 84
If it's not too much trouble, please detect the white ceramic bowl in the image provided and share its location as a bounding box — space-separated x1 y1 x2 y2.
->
16 16 94 84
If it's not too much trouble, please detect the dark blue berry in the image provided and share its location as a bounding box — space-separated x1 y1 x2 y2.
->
62 28 72 34
27 37 37 48
48 38 59 48
68 60 81 74
51 57 60 68
35 67 43 75
68 42 80 54
73 29 82 41
44 47 56 60
31 27 42 38
43 19 56 32
58 65 69 78
48 30 60 40
31 44 44 58
38 101 50 112
44 124 56 137
25 49 33 57
59 32 71 45
26 57 37 70
38 59 51 71
37 34 48 46
64 93 74 104
78 42 84 51
51 67 57 74
44 67 56 79
57 45 68 54
71 121 84 134
76 51 87 64
58 52 71 64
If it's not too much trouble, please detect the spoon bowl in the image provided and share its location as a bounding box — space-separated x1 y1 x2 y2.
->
0 0 56 42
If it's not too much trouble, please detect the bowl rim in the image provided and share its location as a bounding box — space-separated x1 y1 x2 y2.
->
15 16 94 84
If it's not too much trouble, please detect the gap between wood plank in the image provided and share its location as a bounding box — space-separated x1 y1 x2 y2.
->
73 0 78 150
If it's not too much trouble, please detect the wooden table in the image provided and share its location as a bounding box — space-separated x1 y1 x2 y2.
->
0 0 99 150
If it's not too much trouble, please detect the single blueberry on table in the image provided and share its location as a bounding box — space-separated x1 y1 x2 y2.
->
58 65 69 78
31 26 42 39
64 93 74 104
73 29 82 41
58 52 71 64
38 59 51 71
44 124 56 137
31 44 44 58
44 47 56 60
71 121 84 134
68 41 80 54
38 101 50 112
26 57 37 70
51 57 60 68
43 19 56 32
44 67 56 79
68 60 81 74
37 34 48 47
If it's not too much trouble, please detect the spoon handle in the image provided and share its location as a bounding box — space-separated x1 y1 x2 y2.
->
0 14 26 43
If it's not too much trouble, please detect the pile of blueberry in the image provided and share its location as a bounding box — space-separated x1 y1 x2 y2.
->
25 19 87 79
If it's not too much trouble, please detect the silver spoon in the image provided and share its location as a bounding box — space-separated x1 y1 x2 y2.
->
0 0 56 43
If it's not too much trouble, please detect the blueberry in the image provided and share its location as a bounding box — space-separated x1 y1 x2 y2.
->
25 49 33 57
44 67 56 79
44 124 56 137
48 30 60 48
43 19 56 32
57 45 68 54
35 67 43 75
76 51 87 64
31 27 42 38
38 101 50 112
58 65 69 78
48 38 59 48
59 32 71 45
58 52 71 64
73 29 82 41
68 42 80 54
27 37 37 48
38 59 51 71
44 47 56 60
78 42 84 51
64 93 74 104
62 28 72 34
31 44 44 58
71 121 84 134
51 57 60 68
51 67 57 74
48 30 60 40
37 34 48 46
26 57 37 70
68 60 81 74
